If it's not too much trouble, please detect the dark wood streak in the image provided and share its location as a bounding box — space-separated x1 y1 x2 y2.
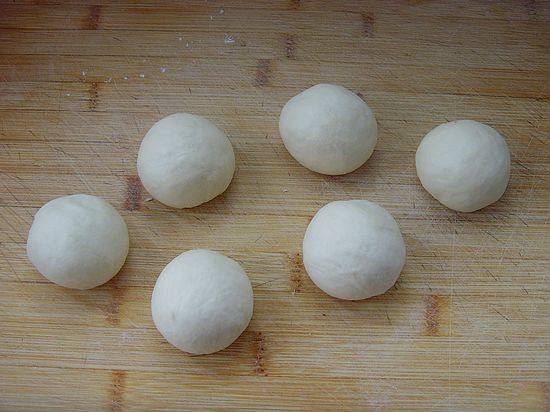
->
88 82 99 111
124 175 142 211
289 252 303 293
84 5 102 30
110 370 126 411
284 34 296 59
289 0 300 10
255 59 272 87
423 295 447 336
361 13 375 37
105 284 124 326
542 382 550 411
523 0 537 16
253 332 266 375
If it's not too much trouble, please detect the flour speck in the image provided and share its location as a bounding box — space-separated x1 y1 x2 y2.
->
160 67 167 73
224 34 235 44
139 73 145 78
121 331 135 343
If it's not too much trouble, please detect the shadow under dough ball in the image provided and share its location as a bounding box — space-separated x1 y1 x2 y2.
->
151 249 254 355
27 194 129 290
415 119 510 212
303 200 406 300
279 83 378 175
137 113 235 208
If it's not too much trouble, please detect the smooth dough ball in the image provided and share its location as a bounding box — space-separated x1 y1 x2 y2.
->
137 113 235 208
416 120 510 212
27 194 129 290
279 83 378 175
151 249 254 355
303 200 406 300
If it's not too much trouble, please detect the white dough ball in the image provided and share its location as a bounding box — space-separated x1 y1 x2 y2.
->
279 83 378 175
137 113 235 208
303 200 406 300
151 249 253 355
27 194 129 290
415 120 510 212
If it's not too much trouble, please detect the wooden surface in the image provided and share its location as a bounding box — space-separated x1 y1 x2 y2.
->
1 0 549 410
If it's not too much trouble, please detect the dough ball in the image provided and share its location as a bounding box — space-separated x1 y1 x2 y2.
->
303 200 406 300
27 194 129 290
415 120 510 212
279 83 378 175
151 249 253 355
137 113 235 208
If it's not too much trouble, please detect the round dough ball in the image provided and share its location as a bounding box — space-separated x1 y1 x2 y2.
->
137 113 235 208
151 249 253 355
416 120 510 212
27 194 129 290
279 83 378 175
303 200 406 300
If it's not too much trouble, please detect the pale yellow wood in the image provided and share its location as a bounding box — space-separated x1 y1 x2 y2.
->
0 1 549 410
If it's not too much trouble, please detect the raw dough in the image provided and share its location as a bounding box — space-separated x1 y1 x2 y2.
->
27 194 129 290
279 83 378 175
137 113 235 208
303 200 406 300
151 249 253 355
415 120 510 212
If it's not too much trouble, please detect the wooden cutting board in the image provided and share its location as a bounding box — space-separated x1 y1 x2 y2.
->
1 1 549 410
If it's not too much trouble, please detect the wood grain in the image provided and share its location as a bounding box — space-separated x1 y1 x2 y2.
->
0 1 549 410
